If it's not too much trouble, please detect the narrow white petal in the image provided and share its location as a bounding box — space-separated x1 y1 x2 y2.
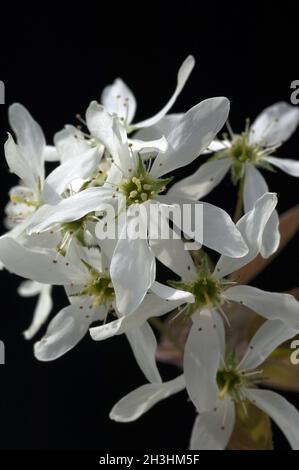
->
86 103 134 175
23 284 53 339
133 56 195 129
28 187 114 233
128 136 168 155
54 127 90 162
244 164 280 257
224 285 299 330
168 158 231 201
90 293 187 341
18 280 43 296
126 322 162 383
43 147 102 201
205 139 231 153
4 133 36 189
249 102 299 147
264 155 299 177
43 145 60 162
150 232 196 280
190 397 235 450
151 281 194 303
150 97 230 178
238 319 298 371
0 237 86 285
184 310 221 413
101 78 136 125
86 101 114 145
109 375 185 422
200 201 248 257
34 300 106 361
110 211 156 315
245 388 299 450
214 193 277 278
133 114 183 141
9 103 45 181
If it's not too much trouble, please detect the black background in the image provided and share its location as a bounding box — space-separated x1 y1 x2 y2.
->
0 3 299 450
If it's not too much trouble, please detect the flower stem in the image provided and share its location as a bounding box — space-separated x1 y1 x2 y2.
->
233 176 245 223
149 317 184 354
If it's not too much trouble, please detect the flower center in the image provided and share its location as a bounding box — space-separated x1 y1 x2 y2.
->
168 256 231 316
217 368 243 400
83 276 115 306
229 134 261 184
56 218 90 256
216 352 265 402
230 134 259 164
74 260 115 307
119 157 172 206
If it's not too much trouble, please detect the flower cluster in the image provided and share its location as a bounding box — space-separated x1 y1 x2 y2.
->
1 55 299 450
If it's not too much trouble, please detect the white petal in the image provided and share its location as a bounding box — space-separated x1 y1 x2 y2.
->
126 322 162 383
128 136 168 155
90 293 186 341
214 192 277 278
101 78 136 125
160 196 248 258
9 103 45 181
264 155 299 177
224 285 299 330
133 56 195 129
4 133 36 189
86 101 117 152
34 300 106 361
190 397 235 450
168 158 231 201
18 280 43 296
238 319 297 371
200 201 248 257
205 139 231 153
150 97 230 178
133 114 183 141
23 284 53 339
184 310 221 413
0 237 86 285
28 187 114 233
150 232 196 280
244 164 280 257
110 210 156 315
245 389 299 450
43 147 102 202
150 281 194 303
109 375 185 422
43 145 60 162
54 127 90 162
86 104 133 175
249 102 299 147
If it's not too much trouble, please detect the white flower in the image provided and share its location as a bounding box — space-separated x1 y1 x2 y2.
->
3 103 103 229
109 316 299 450
50 56 194 164
187 313 299 450
154 192 299 330
28 98 249 316
169 102 299 257
0 237 193 383
100 55 195 132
